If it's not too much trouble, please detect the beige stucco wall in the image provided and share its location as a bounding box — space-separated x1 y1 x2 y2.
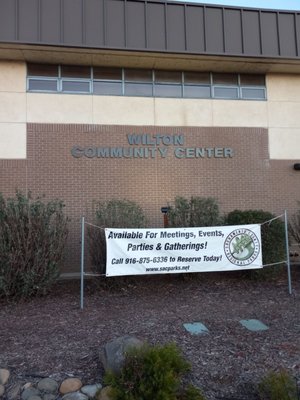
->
0 61 26 92
268 128 300 159
0 61 299 160
27 93 94 124
267 74 300 160
0 62 26 159
27 94 268 128
0 123 26 158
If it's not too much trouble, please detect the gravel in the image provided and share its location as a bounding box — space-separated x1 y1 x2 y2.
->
0 269 299 399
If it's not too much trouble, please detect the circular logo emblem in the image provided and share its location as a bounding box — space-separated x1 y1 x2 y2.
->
224 228 260 266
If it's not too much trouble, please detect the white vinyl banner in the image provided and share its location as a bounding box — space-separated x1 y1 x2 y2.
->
105 224 262 277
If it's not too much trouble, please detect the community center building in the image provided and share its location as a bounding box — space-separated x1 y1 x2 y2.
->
0 0 299 275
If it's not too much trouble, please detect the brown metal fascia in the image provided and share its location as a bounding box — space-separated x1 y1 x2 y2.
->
150 0 300 14
258 10 263 56
82 0 86 46
1 0 300 61
221 7 225 53
15 0 19 41
37 0 41 42
103 0 106 47
276 11 281 56
144 0 148 49
203 5 207 53
60 0 64 44
183 3 187 52
164 1 168 51
294 12 299 57
124 0 127 48
240 8 244 55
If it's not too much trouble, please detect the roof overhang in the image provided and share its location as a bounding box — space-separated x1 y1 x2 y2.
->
1 43 300 74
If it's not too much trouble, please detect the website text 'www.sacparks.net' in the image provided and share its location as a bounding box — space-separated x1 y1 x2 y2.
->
145 265 190 273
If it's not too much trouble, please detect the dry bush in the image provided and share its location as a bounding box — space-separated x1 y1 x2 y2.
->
0 192 68 298
88 199 147 275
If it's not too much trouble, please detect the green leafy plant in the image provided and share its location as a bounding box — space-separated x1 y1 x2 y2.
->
88 199 147 275
0 191 68 298
178 384 206 400
168 196 222 228
258 370 298 400
104 343 204 400
225 209 286 279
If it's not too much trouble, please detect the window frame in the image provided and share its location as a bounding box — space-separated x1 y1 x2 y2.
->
26 64 267 101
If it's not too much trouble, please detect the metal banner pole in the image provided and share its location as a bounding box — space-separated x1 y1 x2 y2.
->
284 210 292 295
80 216 85 309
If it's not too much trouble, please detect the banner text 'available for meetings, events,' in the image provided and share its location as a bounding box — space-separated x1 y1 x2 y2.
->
105 225 262 277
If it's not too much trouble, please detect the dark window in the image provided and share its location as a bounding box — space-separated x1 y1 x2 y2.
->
93 67 122 80
184 72 210 84
125 69 152 82
61 65 91 78
27 63 58 77
155 70 182 83
240 74 265 86
213 73 238 85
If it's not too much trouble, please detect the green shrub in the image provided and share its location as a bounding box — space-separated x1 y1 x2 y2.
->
178 384 206 400
104 343 201 400
225 209 286 279
0 192 68 298
258 370 298 400
288 202 300 245
88 199 147 275
168 196 222 228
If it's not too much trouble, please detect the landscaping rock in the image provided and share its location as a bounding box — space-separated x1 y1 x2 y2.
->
0 368 10 385
37 378 58 393
23 383 33 390
62 392 88 400
60 378 82 394
21 387 41 400
0 371 102 400
96 386 113 400
43 394 56 400
100 335 144 374
81 383 102 398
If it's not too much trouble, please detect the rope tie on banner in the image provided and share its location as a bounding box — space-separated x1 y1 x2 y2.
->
85 221 105 230
86 215 286 230
258 212 292 296
262 261 287 268
81 218 111 308
260 213 285 226
259 214 287 267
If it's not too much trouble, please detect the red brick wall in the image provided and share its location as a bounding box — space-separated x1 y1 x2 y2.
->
0 124 299 273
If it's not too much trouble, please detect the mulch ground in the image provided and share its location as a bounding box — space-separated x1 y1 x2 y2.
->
0 268 299 400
